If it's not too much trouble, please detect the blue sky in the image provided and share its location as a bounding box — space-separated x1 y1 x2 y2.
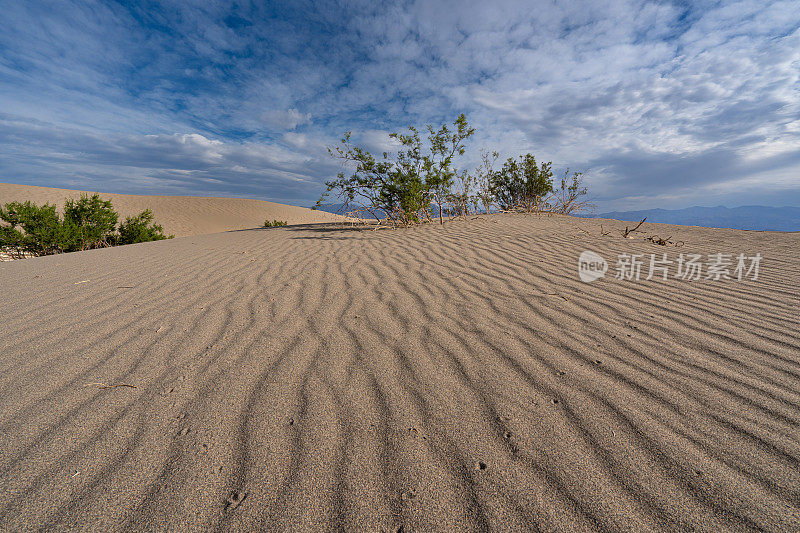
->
1 0 799 210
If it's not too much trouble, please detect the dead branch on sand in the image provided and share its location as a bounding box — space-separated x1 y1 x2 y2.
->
83 382 138 390
622 217 646 238
645 235 684 247
532 292 570 302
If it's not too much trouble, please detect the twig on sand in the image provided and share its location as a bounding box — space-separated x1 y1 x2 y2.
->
646 235 684 247
83 382 138 390
533 292 569 302
74 280 90 285
622 217 647 238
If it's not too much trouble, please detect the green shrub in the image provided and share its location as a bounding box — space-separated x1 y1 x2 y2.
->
0 195 172 259
63 194 118 250
264 219 287 227
318 114 475 226
118 209 172 244
318 116 592 224
0 201 70 256
489 153 554 212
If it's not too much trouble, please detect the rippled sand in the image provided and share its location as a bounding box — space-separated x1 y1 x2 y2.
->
1 214 798 531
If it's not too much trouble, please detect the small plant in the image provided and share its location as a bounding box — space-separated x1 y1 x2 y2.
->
63 194 119 250
318 117 590 225
550 170 592 215
0 201 69 257
0 195 172 259
118 208 172 244
471 150 499 214
319 114 475 226
264 219 288 227
490 153 554 213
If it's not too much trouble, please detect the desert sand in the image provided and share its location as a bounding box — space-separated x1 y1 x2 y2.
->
0 210 798 531
0 182 344 237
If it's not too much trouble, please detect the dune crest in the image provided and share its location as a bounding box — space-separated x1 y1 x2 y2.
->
0 182 345 237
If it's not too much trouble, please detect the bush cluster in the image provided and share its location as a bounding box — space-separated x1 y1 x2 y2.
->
263 219 288 227
318 115 591 226
0 194 172 258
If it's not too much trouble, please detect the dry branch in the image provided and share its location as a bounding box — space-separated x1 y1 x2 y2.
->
83 382 138 390
622 217 647 238
645 235 684 247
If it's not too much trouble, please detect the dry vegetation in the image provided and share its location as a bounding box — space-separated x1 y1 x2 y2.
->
318 115 592 227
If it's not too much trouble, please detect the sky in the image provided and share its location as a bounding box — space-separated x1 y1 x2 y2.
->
1 0 799 210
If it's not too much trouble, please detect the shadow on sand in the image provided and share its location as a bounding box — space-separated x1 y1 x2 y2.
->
225 222 381 240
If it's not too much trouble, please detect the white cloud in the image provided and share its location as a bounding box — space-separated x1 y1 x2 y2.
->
0 0 798 209
260 108 312 131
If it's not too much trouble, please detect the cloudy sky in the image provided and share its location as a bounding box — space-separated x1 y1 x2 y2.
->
1 0 799 210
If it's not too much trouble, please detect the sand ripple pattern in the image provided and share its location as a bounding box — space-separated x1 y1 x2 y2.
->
0 215 798 531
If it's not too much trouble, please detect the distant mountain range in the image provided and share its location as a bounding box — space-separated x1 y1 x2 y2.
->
580 205 800 232
314 203 800 231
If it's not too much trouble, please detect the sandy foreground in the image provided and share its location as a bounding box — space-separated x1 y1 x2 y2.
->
0 183 344 237
0 211 799 531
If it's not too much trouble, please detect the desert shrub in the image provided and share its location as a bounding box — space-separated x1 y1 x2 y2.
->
468 150 499 214
319 114 475 226
489 153 554 212
118 209 172 244
0 195 171 259
63 194 118 250
264 219 287 227
0 201 71 256
319 117 591 224
551 170 592 214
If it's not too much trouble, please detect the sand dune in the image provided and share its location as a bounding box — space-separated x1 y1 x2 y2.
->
1 213 798 531
0 182 344 237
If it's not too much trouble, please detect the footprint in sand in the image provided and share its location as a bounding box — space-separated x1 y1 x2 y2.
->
225 491 247 511
400 489 416 501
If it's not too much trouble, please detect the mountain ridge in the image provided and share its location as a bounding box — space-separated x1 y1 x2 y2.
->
580 205 800 232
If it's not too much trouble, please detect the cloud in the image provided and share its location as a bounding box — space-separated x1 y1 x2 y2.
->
0 113 339 204
0 0 798 209
260 108 312 131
